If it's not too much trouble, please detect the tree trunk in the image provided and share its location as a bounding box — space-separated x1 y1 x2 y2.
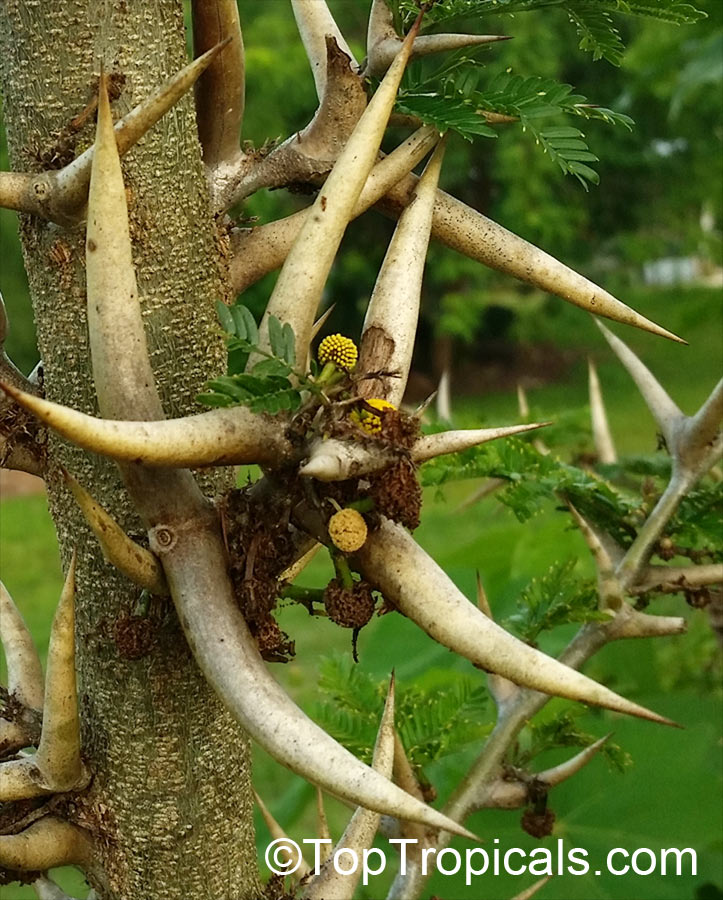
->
0 2 260 897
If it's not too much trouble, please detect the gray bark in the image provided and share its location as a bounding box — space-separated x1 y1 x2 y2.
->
0 2 260 897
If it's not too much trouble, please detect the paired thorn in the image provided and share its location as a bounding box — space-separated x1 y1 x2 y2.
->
0 45 226 223
588 358 617 464
354 518 677 726
366 0 509 77
472 735 611 811
300 421 550 482
358 137 447 404
63 470 168 595
0 554 89 801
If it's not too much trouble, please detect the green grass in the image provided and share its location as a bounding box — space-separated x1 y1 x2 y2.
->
0 286 720 899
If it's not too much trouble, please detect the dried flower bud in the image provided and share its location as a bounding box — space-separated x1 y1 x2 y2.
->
328 508 368 552
349 398 397 435
324 579 376 629
318 334 358 371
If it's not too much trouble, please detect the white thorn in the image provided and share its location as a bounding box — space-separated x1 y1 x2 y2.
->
436 369 452 423
291 0 357 99
254 789 311 880
0 384 292 468
511 874 554 900
588 358 617 464
355 519 676 726
0 582 44 710
359 138 447 405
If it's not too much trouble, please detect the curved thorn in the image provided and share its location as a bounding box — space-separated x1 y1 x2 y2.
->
687 378 723 457
511 875 553 900
0 383 292 468
254 789 311 879
279 543 322 584
377 184 686 343
299 422 549 482
192 0 245 167
632 563 723 594
413 422 551 462
359 138 447 404
159 525 479 842
229 124 439 291
63 470 168 595
354 519 676 725
368 34 511 77
536 733 612 787
316 786 332 858
34 552 85 792
305 674 397 900
253 17 424 368
588 358 617 464
436 369 452 423
0 817 93 871
33 875 74 900
596 320 682 444
476 572 518 709
566 502 615 579
87 70 164 422
49 44 227 222
291 0 357 99
0 582 44 710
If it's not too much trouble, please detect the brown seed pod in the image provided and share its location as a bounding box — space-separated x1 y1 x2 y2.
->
521 806 556 839
253 616 295 663
328 507 368 552
324 579 376 629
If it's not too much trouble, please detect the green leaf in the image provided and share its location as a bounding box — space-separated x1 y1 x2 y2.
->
197 392 234 408
251 358 292 378
565 1 625 65
215 300 235 336
281 322 296 367
396 92 499 141
231 304 258 343
268 315 286 359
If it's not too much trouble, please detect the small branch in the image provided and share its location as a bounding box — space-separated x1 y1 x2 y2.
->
192 0 245 170
0 383 294 468
588 358 617 464
63 470 168 596
358 138 446 404
299 422 549 481
0 583 44 711
291 0 357 99
631 563 723 594
0 817 93 871
470 734 611 811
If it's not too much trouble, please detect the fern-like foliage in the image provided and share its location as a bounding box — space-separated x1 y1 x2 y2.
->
314 656 491 770
504 558 608 645
512 710 632 772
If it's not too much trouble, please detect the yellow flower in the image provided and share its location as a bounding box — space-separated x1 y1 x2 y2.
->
318 334 358 372
328 508 368 552
349 398 396 435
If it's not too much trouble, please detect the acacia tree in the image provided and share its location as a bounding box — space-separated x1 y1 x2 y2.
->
0 2 720 899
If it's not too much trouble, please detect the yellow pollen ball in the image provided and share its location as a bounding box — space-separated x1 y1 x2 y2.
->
349 398 396 435
328 508 368 553
318 334 358 372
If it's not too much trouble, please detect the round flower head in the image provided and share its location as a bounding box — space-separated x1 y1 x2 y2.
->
328 508 368 552
318 334 358 372
349 398 397 435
